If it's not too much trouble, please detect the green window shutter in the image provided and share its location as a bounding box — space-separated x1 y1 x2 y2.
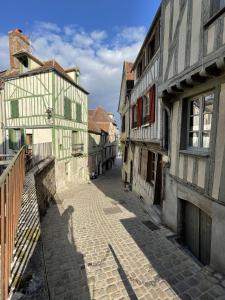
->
76 103 82 123
64 97 72 120
10 100 19 118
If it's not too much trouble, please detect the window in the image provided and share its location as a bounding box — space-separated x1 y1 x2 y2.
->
138 148 142 174
64 97 72 120
147 21 160 63
132 105 137 128
121 115 126 132
10 100 19 118
76 103 82 123
187 92 214 150
211 0 225 16
19 56 29 73
146 151 156 183
142 96 149 124
137 60 143 78
124 146 128 163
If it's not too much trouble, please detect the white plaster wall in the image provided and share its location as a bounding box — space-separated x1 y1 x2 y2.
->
212 83 225 199
190 0 202 65
177 4 188 73
207 25 216 54
33 128 52 144
163 2 171 79
170 101 180 176
197 159 206 189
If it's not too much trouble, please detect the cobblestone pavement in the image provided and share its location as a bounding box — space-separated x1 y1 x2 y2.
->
41 160 225 300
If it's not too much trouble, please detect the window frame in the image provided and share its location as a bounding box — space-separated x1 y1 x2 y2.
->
146 151 156 184
64 97 72 120
186 92 214 151
10 100 19 119
210 0 225 17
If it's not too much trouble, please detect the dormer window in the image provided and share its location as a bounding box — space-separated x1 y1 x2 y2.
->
19 56 29 73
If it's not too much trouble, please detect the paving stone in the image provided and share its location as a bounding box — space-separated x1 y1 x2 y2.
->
39 161 225 300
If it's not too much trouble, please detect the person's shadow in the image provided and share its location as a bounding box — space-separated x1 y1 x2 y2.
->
40 203 91 300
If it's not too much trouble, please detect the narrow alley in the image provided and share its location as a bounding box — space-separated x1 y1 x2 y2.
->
39 160 225 300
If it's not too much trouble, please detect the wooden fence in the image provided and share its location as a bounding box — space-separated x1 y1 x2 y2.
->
0 147 25 300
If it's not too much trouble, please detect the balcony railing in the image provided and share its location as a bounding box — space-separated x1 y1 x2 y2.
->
72 143 84 156
0 147 25 300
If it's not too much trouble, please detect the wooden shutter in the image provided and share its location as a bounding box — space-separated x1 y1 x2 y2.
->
149 85 156 123
137 97 143 127
76 103 82 122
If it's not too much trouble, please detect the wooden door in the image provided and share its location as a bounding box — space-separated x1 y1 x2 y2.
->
183 201 212 265
184 202 200 259
199 211 212 265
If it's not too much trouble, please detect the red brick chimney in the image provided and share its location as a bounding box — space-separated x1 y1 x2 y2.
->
8 29 31 70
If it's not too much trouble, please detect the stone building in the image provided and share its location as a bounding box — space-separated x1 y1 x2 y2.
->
0 29 89 190
159 0 225 272
89 107 117 173
88 112 106 177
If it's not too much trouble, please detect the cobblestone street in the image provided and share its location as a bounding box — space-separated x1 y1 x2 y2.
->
41 159 225 300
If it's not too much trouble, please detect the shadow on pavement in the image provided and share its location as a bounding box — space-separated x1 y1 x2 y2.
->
40 203 91 300
92 158 225 300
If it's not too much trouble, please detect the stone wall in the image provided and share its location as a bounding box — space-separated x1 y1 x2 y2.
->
34 157 56 217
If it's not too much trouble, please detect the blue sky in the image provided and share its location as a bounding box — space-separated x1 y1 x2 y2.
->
0 0 160 123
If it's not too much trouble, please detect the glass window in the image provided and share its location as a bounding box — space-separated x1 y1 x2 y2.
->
211 0 225 15
187 92 214 150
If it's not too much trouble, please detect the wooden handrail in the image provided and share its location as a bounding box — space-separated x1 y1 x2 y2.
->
0 146 25 300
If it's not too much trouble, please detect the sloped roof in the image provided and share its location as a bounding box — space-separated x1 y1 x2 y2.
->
88 106 116 133
1 58 89 95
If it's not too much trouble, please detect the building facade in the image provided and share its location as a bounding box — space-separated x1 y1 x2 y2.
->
159 0 225 272
118 62 134 184
119 8 166 208
0 29 89 190
89 107 117 174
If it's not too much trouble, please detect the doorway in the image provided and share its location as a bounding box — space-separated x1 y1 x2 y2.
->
181 200 212 265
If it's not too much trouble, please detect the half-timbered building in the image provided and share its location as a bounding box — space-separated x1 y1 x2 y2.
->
0 29 89 189
118 62 134 184
159 0 225 272
128 7 165 208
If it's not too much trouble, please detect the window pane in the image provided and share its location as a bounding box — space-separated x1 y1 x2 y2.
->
203 132 210 148
190 100 200 115
190 116 200 131
220 0 225 9
189 132 199 147
204 114 212 130
204 94 214 113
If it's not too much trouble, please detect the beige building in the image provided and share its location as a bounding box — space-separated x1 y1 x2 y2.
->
159 0 225 272
118 62 134 184
88 107 117 174
0 29 89 190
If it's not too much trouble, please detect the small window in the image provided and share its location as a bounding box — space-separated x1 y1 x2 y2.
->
187 92 214 150
146 151 156 183
132 105 137 128
121 115 126 132
64 97 72 120
76 103 82 123
19 56 29 73
10 100 19 118
142 96 149 124
211 0 225 16
124 146 128 163
138 148 142 174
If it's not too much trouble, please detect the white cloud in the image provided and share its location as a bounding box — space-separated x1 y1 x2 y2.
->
0 23 146 122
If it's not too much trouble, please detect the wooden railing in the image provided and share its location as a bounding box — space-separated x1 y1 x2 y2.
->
0 147 25 300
